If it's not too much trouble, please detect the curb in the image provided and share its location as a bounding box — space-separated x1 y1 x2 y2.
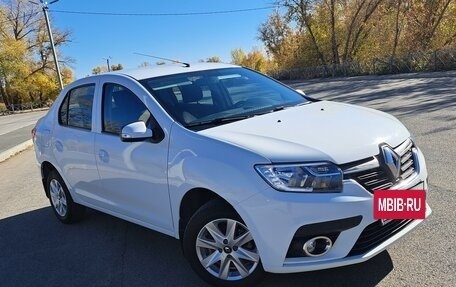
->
0 139 33 163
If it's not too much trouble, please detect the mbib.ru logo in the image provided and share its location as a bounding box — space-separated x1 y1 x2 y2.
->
374 190 426 220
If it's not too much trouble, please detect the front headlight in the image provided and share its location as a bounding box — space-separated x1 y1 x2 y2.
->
255 163 343 192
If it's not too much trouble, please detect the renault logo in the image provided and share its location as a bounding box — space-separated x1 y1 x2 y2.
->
381 145 401 180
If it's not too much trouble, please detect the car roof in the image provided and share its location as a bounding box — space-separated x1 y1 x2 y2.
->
108 62 240 80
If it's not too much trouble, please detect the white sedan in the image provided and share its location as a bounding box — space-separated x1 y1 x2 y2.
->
33 63 431 286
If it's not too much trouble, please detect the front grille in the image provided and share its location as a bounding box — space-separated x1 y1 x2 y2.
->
353 167 393 191
344 139 417 193
348 219 414 256
396 139 416 181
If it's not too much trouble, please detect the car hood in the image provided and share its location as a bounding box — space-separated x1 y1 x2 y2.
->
198 101 410 164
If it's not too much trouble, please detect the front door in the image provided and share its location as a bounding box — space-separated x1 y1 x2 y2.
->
93 81 172 232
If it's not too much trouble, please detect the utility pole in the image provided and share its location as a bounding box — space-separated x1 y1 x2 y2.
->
103 57 112 72
30 0 64 90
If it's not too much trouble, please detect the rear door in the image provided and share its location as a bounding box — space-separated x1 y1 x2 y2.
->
53 81 98 201
92 76 173 232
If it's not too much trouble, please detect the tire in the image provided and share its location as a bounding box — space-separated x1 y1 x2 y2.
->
183 200 265 287
47 170 85 224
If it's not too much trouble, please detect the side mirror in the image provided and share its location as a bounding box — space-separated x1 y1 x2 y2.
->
121 121 153 142
296 89 306 96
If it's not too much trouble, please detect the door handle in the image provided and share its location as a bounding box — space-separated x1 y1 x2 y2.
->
98 149 109 163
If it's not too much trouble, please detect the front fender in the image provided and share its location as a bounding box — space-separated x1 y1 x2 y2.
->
167 124 270 238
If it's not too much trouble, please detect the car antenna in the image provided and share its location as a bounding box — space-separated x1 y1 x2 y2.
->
134 52 190 67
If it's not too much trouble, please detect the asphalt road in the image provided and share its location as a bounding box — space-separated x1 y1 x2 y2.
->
0 72 455 286
0 111 47 136
0 111 47 154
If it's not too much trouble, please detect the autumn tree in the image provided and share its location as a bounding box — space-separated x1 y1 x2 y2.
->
230 48 274 73
258 10 300 70
0 38 29 107
92 63 123 74
259 0 456 78
206 56 222 63
111 63 123 71
91 66 106 75
231 49 247 66
0 0 73 109
405 0 453 51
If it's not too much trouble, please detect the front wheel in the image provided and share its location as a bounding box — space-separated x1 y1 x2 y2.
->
183 201 264 287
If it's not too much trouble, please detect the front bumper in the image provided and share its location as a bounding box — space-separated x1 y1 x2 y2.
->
236 151 430 273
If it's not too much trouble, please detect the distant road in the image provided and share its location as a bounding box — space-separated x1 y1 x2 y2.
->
0 111 47 136
0 111 47 156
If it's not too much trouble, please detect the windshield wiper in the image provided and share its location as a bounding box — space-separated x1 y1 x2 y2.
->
185 115 253 128
252 105 286 116
272 105 285 112
185 103 309 128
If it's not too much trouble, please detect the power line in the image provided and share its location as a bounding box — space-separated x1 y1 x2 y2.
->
48 6 277 17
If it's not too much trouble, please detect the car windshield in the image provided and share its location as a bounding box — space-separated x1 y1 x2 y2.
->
140 67 310 130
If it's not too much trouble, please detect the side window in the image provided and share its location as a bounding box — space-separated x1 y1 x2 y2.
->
59 95 69 125
58 84 95 130
103 83 151 135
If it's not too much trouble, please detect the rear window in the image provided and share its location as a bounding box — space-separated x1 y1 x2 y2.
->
58 84 95 130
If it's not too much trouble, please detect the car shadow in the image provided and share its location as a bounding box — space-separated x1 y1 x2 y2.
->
0 207 393 287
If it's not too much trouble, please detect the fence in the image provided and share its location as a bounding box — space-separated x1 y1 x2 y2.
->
0 101 51 116
271 48 456 80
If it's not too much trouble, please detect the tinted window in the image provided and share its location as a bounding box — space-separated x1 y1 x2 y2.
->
103 83 151 135
58 84 95 130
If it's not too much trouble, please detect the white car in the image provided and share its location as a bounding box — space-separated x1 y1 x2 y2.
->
33 63 431 286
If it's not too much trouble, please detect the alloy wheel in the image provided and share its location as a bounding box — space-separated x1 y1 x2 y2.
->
49 178 68 217
195 218 260 281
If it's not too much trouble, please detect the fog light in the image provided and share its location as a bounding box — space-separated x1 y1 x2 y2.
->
303 236 332 257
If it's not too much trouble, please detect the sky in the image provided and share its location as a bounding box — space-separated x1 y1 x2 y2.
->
46 0 275 79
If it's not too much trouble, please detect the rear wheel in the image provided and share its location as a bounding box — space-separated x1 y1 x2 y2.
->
47 170 85 223
183 201 264 286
